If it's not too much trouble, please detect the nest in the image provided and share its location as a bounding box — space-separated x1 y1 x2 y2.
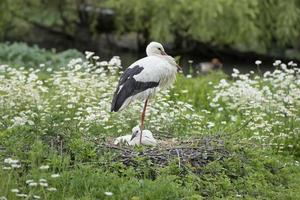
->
103 135 230 169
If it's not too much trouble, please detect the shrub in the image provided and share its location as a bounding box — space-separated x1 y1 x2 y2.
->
0 42 83 69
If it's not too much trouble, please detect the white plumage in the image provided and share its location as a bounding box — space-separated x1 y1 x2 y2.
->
119 55 177 111
114 126 157 146
111 41 181 144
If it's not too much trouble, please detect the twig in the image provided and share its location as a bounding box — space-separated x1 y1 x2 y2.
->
175 149 181 169
104 144 132 152
94 135 230 171
60 140 63 157
232 117 254 134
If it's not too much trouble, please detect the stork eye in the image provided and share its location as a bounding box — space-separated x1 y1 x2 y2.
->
158 47 162 50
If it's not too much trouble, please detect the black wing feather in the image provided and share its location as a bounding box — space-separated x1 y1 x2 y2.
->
119 65 144 85
111 65 159 112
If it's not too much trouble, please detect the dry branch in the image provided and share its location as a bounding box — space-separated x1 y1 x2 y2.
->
99 135 230 169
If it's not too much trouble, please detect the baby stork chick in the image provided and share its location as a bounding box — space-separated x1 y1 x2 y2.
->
114 126 157 146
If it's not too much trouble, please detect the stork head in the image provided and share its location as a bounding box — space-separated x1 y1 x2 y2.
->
130 126 140 141
146 42 167 56
146 41 182 72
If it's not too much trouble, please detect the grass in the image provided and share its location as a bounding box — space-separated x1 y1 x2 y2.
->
0 44 300 199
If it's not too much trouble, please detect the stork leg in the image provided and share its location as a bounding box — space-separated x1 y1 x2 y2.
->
140 98 148 144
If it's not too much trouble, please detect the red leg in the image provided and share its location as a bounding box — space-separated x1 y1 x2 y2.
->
140 99 148 144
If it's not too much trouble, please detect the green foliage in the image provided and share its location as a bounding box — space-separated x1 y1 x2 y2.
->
184 144 300 199
173 72 227 109
108 0 300 54
0 46 300 199
0 0 23 37
1 0 300 56
0 0 103 41
1 134 300 199
0 42 83 69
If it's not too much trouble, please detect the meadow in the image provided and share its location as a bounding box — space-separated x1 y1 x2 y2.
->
0 43 300 199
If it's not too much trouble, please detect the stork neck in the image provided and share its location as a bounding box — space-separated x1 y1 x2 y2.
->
146 51 160 57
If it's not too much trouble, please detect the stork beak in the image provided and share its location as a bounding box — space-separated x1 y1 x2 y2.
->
177 64 182 72
130 132 137 141
161 50 167 56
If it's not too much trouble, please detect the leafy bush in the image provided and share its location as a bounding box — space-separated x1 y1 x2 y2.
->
0 42 83 69
1 1 300 57
107 0 300 55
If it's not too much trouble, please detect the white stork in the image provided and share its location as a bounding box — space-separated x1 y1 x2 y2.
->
111 41 181 144
114 126 157 146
